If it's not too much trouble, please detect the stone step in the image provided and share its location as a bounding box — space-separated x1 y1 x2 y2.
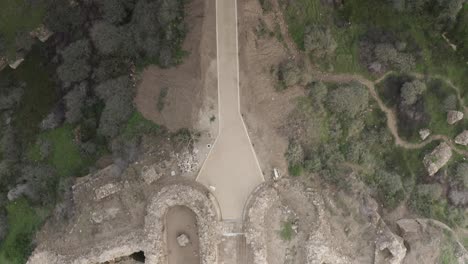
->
220 220 244 236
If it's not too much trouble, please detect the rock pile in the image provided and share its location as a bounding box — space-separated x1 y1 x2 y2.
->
455 130 468 146
177 234 190 247
423 142 452 176
447 110 464 125
418 129 431 140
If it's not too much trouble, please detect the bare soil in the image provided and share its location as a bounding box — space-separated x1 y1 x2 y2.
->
165 206 201 264
135 0 218 133
238 0 305 180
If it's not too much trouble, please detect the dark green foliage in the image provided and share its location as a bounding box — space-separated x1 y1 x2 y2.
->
400 79 426 105
259 0 272 12
452 162 468 189
43 0 86 33
57 39 91 84
90 22 124 55
100 0 129 24
121 111 161 140
4 231 32 263
44 0 86 33
93 58 129 83
21 164 58 206
1 127 20 162
449 4 468 61
289 164 304 177
95 76 134 138
0 208 7 243
372 170 405 208
64 84 87 124
127 0 186 67
410 184 465 227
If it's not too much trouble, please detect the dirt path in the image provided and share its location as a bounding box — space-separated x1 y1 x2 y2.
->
313 70 468 156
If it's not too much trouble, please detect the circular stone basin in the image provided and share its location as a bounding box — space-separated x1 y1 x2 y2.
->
165 205 201 264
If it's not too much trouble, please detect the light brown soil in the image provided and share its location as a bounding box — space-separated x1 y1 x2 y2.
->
238 0 305 180
135 0 218 132
165 206 201 264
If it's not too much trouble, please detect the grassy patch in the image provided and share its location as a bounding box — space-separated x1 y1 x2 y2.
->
7 45 57 145
281 0 326 50
439 244 458 264
122 111 161 139
279 221 294 241
0 0 45 57
0 198 47 264
29 125 90 178
376 74 467 141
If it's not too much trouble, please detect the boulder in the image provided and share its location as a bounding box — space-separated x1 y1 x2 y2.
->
423 142 452 176
9 58 24 69
396 219 421 238
418 129 431 140
447 110 464 125
375 221 407 264
177 233 190 247
29 24 53 42
455 130 468 146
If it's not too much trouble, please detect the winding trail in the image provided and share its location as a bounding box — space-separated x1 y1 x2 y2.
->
313 70 468 156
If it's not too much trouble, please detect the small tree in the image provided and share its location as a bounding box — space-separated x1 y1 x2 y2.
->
400 79 426 106
304 25 337 58
57 39 91 84
90 21 123 55
95 76 134 138
100 0 127 24
326 83 369 117
454 162 468 189
64 83 87 124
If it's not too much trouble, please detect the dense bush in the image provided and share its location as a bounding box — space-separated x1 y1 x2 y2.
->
90 22 124 55
400 79 426 106
57 39 92 85
304 25 337 58
326 83 369 117
95 76 134 137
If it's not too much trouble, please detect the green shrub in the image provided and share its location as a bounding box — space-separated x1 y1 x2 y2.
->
0 199 45 263
122 111 161 139
279 221 294 241
289 164 303 177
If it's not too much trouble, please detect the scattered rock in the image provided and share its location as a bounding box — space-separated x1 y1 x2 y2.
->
140 166 160 184
447 110 464 125
375 222 407 264
90 207 120 224
7 184 29 201
9 57 24 69
368 62 383 73
177 233 190 247
418 129 431 140
29 24 53 42
176 150 199 173
94 183 121 200
423 142 452 176
40 107 64 130
455 130 468 146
